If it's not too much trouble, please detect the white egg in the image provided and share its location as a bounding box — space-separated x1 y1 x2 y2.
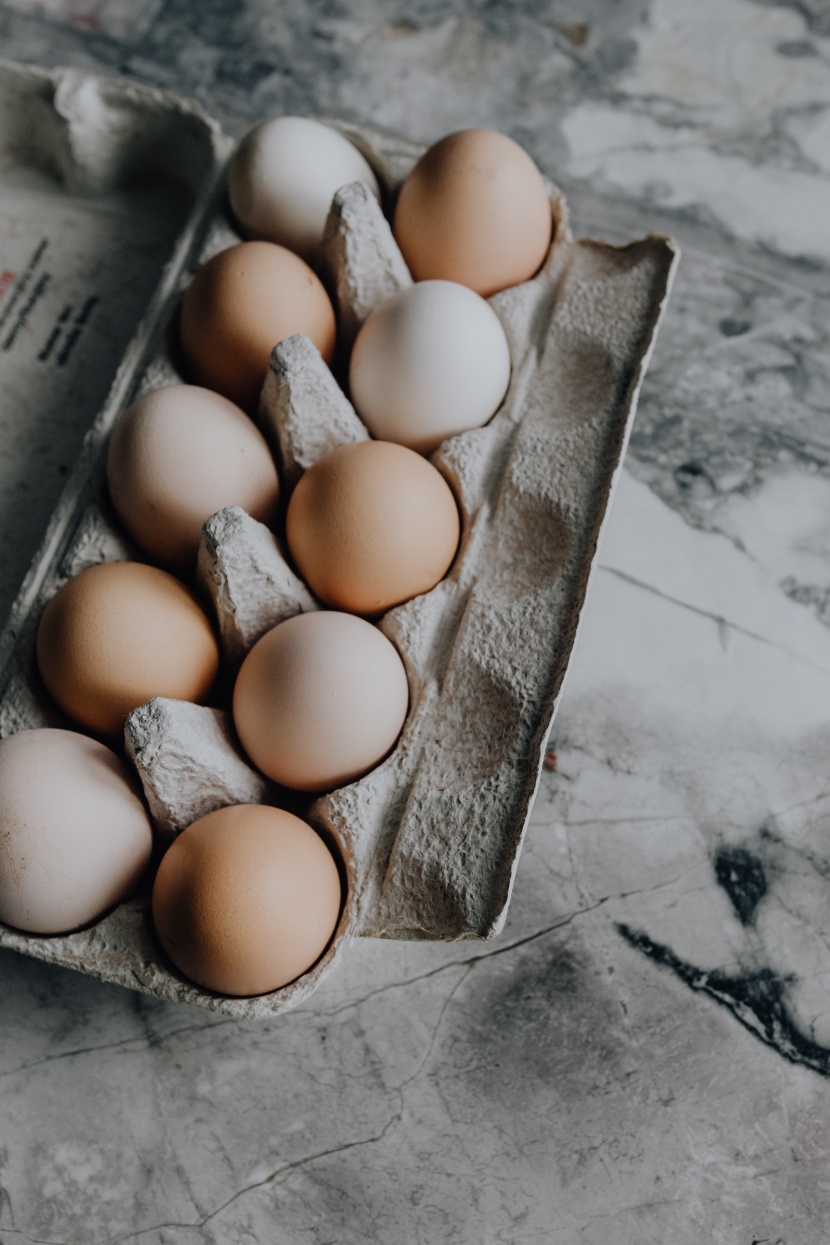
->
228 115 382 266
0 729 153 934
348 280 512 454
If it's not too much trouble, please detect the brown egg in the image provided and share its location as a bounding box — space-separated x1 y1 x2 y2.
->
393 129 553 297
107 384 280 570
152 804 343 996
36 561 220 737
286 441 460 616
233 610 409 792
179 241 336 411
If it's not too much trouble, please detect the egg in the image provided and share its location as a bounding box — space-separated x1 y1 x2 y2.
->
348 280 511 453
107 384 280 570
286 441 460 615
393 128 553 297
228 115 382 267
152 804 343 996
233 610 409 792
179 241 336 411
36 561 220 737
0 729 153 935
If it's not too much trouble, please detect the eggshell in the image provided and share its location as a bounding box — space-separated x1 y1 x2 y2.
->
107 384 280 570
0 729 153 935
152 804 343 996
349 280 511 453
36 561 220 737
393 128 553 297
233 610 409 792
286 441 460 615
228 115 381 266
179 241 337 411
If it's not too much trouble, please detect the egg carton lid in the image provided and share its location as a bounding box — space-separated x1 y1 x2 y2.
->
0 59 679 1017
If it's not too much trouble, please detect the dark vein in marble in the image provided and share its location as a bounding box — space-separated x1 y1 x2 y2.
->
617 922 830 1078
308 884 688 1022
0 906 618 1083
714 846 768 926
0 1016 238 1082
100 1111 403 1245
396 963 474 1092
600 566 773 642
599 565 830 673
0 1114 401 1245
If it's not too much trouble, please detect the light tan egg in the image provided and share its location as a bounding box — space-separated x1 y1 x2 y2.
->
152 804 343 996
286 440 460 616
393 128 553 297
179 241 336 411
107 384 280 570
233 610 409 792
0 728 153 935
36 561 220 738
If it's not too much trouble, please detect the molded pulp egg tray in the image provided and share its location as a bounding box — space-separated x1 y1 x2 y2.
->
0 60 679 1017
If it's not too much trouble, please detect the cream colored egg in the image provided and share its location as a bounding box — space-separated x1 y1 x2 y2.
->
286 441 460 616
107 384 280 570
36 561 220 738
233 611 409 792
393 128 553 297
349 281 511 453
152 804 343 996
179 241 337 411
229 115 381 266
0 729 153 935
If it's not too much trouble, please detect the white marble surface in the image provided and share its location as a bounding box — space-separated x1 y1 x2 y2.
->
1 0 830 1239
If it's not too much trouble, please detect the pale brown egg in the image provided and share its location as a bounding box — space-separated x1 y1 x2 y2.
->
286 441 460 615
179 241 337 411
0 728 153 935
233 611 409 792
152 804 343 996
393 128 553 297
107 384 280 570
36 561 220 737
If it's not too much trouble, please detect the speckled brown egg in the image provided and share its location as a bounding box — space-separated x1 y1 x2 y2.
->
36 561 220 737
393 129 553 297
285 441 460 616
152 804 343 997
179 241 336 411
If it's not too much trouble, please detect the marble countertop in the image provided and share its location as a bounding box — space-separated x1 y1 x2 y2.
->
1 1 829 1240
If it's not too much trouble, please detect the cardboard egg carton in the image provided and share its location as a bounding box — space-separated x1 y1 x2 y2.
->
0 59 679 1017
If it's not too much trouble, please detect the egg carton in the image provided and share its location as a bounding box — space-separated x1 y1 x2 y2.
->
0 59 679 1017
